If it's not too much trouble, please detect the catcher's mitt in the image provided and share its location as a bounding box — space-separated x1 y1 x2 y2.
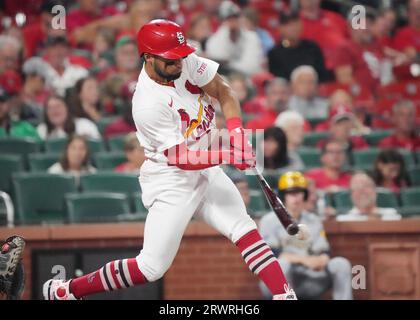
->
0 236 25 300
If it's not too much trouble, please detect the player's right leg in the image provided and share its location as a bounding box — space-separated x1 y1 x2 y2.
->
43 165 208 300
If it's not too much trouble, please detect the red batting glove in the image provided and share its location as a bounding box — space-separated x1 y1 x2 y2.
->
226 117 253 154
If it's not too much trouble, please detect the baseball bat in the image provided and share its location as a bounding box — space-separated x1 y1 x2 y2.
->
252 168 300 236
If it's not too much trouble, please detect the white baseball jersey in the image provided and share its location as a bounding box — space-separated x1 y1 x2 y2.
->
132 53 220 164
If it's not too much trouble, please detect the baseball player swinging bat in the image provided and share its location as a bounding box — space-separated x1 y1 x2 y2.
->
252 168 310 241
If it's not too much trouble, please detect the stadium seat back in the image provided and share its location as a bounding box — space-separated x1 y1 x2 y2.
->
13 173 76 224
94 152 127 170
28 153 60 172
0 154 24 194
66 192 130 223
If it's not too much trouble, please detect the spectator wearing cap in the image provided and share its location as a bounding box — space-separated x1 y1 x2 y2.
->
104 82 136 138
378 100 420 151
67 76 102 122
268 11 331 82
0 87 40 140
37 95 100 140
245 78 290 130
305 140 352 193
43 36 89 97
0 35 21 73
288 65 329 119
337 172 401 221
299 0 348 70
331 10 392 91
316 104 368 164
241 7 275 54
115 133 146 173
316 89 370 135
16 57 50 126
206 0 264 76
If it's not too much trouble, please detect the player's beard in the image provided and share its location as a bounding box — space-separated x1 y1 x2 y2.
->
154 64 182 82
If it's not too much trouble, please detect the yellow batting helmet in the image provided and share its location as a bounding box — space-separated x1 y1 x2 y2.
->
278 171 308 200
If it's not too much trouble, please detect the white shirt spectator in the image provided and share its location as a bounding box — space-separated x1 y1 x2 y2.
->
337 207 401 221
37 118 100 140
206 25 264 76
45 59 88 96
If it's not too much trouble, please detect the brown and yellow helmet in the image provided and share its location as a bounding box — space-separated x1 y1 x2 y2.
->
278 171 309 200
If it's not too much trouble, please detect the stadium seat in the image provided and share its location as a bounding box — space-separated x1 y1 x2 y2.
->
306 117 327 130
249 190 268 218
0 137 40 167
332 190 352 214
246 174 260 191
94 152 127 170
45 138 105 154
302 132 329 147
297 148 322 169
409 166 420 185
399 187 420 217
125 192 149 221
363 130 392 146
353 148 380 171
13 173 77 224
28 153 60 172
107 135 126 152
398 149 415 169
0 154 24 194
65 192 130 223
333 189 399 213
80 173 140 211
97 116 119 136
376 189 399 208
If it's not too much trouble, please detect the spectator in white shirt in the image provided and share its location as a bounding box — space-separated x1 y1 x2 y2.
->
48 135 96 183
337 172 401 221
37 95 100 140
43 36 88 96
288 65 329 119
205 0 264 76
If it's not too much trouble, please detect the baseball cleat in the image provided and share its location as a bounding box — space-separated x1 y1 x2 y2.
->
273 284 298 300
43 279 78 300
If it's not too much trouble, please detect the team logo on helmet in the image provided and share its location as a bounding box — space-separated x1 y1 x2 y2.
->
176 32 185 44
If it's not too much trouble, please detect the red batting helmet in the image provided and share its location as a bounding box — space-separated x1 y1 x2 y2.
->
137 19 196 59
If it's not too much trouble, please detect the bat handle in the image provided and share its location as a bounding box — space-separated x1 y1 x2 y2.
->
252 168 300 236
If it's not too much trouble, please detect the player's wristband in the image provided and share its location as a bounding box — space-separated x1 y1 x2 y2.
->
226 117 243 132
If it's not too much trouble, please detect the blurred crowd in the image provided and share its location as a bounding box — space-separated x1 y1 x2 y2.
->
0 0 419 223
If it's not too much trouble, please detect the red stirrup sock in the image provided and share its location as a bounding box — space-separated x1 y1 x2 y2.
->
69 258 147 298
235 229 288 295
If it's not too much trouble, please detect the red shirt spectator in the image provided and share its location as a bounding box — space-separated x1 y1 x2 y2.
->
379 134 420 151
104 117 136 138
300 8 348 69
305 139 352 192
305 168 352 190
